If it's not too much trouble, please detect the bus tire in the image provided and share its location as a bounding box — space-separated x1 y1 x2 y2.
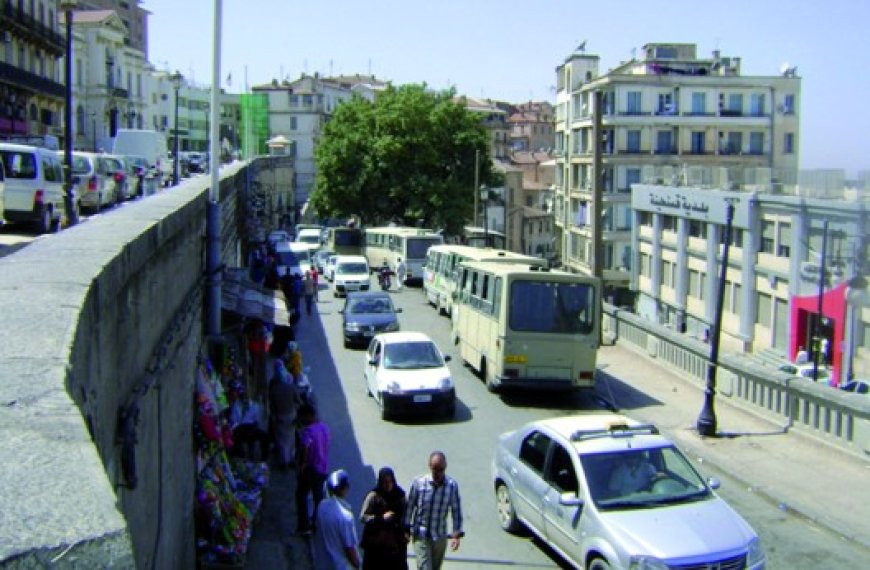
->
482 359 499 393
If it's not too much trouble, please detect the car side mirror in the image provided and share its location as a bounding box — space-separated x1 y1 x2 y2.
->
396 308 403 313
558 493 583 507
706 477 721 490
443 355 452 362
368 358 379 366
338 309 344 314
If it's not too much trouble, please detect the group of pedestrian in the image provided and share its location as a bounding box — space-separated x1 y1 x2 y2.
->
311 451 464 570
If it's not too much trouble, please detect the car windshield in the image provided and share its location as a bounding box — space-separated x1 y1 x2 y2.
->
299 235 320 244
338 263 368 274
383 341 443 369
349 298 393 314
581 446 710 510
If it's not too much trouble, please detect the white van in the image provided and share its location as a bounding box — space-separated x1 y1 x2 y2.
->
295 227 323 253
274 242 312 277
333 255 371 297
0 143 67 232
112 129 171 187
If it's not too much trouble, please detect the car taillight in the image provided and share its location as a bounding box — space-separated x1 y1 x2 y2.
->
88 176 97 191
34 189 45 205
114 171 125 183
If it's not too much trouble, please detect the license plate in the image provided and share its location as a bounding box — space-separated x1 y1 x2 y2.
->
363 331 374 337
413 394 432 403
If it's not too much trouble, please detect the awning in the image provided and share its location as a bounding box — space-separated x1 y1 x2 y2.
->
222 268 290 326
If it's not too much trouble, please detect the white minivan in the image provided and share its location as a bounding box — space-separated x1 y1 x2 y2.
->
0 143 67 232
112 129 171 187
333 255 371 297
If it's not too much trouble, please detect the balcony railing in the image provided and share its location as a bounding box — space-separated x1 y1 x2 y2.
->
0 60 65 98
1 2 65 55
654 146 678 155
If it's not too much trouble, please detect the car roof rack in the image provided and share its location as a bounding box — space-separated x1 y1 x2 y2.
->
570 422 660 442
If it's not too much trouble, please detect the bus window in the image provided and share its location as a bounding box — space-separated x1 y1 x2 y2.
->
509 281 595 333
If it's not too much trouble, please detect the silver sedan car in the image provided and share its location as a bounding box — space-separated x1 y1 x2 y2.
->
492 414 765 570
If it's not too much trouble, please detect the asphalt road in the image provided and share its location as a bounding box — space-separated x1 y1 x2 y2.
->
296 281 869 569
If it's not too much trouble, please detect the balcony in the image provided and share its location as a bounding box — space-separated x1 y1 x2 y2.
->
1 2 65 56
0 60 65 98
618 148 645 155
110 87 129 99
654 146 677 155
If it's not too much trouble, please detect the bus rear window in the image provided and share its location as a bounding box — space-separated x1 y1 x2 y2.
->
509 281 595 334
406 238 442 259
334 230 362 246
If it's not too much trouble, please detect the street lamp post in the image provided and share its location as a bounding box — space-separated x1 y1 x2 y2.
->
697 199 736 437
169 71 184 186
60 0 78 227
90 111 97 152
480 185 489 247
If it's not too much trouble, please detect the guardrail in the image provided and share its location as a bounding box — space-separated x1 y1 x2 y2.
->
603 304 870 458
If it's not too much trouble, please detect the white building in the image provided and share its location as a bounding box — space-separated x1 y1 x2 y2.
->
554 42 801 304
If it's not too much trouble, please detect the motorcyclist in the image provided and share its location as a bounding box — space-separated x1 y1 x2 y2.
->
379 259 392 290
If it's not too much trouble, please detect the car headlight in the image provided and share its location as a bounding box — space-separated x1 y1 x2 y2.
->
629 556 669 570
438 377 454 391
386 381 403 394
746 537 765 567
383 322 400 332
345 323 361 331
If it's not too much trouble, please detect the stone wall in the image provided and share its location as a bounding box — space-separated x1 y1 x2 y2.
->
0 162 248 568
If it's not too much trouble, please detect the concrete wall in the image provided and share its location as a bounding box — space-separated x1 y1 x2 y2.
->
0 163 249 568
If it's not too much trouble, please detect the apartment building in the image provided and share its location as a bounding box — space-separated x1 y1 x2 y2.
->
554 43 801 302
0 0 66 145
252 73 384 212
459 95 510 160
77 0 149 56
509 101 554 152
631 182 869 384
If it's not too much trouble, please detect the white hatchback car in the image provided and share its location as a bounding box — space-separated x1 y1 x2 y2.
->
364 332 455 420
332 255 370 297
492 414 765 570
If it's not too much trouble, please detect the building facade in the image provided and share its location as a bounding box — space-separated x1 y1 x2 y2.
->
0 0 66 145
509 101 554 152
554 43 801 300
77 0 150 56
631 183 869 384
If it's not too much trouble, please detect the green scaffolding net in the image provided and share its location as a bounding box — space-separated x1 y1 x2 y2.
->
240 93 269 159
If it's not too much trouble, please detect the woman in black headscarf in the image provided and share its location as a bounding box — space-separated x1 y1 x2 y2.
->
359 466 408 569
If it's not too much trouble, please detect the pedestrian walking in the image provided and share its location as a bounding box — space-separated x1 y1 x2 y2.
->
313 469 361 569
227 381 270 461
310 265 320 302
269 360 301 469
292 273 303 318
303 270 316 315
395 257 407 291
403 451 464 570
296 404 331 535
360 467 408 569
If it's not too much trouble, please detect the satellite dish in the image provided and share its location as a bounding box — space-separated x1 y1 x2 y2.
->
576 40 587 53
780 62 791 75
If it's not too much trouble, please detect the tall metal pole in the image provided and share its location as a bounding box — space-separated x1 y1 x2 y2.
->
697 200 736 437
591 90 604 280
205 0 223 337
473 149 479 235
62 5 78 227
483 186 489 246
172 84 180 186
811 221 829 383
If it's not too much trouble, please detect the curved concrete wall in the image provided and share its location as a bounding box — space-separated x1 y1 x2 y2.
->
0 162 247 568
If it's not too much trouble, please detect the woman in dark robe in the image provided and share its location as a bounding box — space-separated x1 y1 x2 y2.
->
359 467 408 569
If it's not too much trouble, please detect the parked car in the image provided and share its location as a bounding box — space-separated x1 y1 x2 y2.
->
492 414 765 570
0 142 67 232
325 255 338 281
333 255 370 297
112 129 171 187
778 362 831 382
273 241 312 278
339 291 402 348
313 249 336 275
185 151 207 174
63 151 125 213
121 155 158 197
363 331 455 420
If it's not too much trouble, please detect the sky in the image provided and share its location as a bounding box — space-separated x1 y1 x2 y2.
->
141 0 869 175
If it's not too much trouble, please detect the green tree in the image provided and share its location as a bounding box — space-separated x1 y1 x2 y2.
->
310 84 492 234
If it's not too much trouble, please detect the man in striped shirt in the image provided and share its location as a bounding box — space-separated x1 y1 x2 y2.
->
403 451 464 570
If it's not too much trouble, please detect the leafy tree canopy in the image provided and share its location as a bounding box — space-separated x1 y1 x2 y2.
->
310 84 492 234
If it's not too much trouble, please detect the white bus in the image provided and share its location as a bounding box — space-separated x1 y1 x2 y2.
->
451 261 600 392
363 226 443 284
423 245 546 317
462 225 506 249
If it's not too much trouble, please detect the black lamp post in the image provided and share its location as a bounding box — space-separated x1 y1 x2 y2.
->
60 0 78 227
480 185 489 247
697 199 736 437
169 71 183 186
90 110 97 152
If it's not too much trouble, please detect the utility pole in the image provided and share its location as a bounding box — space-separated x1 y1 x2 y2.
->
591 91 604 280
811 221 829 383
473 149 479 233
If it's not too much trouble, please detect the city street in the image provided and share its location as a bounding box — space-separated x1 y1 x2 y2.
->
288 281 869 569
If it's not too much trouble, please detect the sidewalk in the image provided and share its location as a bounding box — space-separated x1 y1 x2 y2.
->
596 342 870 550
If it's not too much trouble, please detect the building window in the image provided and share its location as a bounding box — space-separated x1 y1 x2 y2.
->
626 91 641 115
784 133 795 154
689 270 700 298
626 130 641 153
688 220 705 238
690 131 705 154
749 93 765 116
625 168 641 191
749 132 764 155
760 221 775 254
691 92 706 115
777 223 791 257
662 260 674 287
640 253 650 278
661 214 676 232
727 93 743 115
638 210 652 227
783 94 795 114
757 292 772 326
656 130 673 154
290 116 297 130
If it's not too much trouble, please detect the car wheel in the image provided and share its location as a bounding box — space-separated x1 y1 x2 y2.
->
343 338 350 349
379 394 391 421
495 484 521 533
589 558 611 570
365 377 372 397
36 207 52 234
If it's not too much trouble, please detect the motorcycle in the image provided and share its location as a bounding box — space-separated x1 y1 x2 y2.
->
378 267 392 291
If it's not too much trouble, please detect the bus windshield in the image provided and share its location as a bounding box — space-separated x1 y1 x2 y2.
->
334 230 362 247
509 281 595 334
407 238 442 259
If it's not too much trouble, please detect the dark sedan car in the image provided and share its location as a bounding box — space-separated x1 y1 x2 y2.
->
339 292 401 348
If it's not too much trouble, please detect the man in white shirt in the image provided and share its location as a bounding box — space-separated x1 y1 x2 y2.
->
608 452 657 495
313 470 361 569
396 257 407 291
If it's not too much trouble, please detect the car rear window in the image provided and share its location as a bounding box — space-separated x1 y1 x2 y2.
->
0 150 37 179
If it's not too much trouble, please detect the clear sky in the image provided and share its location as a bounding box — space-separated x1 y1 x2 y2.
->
142 0 869 175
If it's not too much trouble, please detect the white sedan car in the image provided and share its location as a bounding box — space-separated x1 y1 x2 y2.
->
364 332 455 421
